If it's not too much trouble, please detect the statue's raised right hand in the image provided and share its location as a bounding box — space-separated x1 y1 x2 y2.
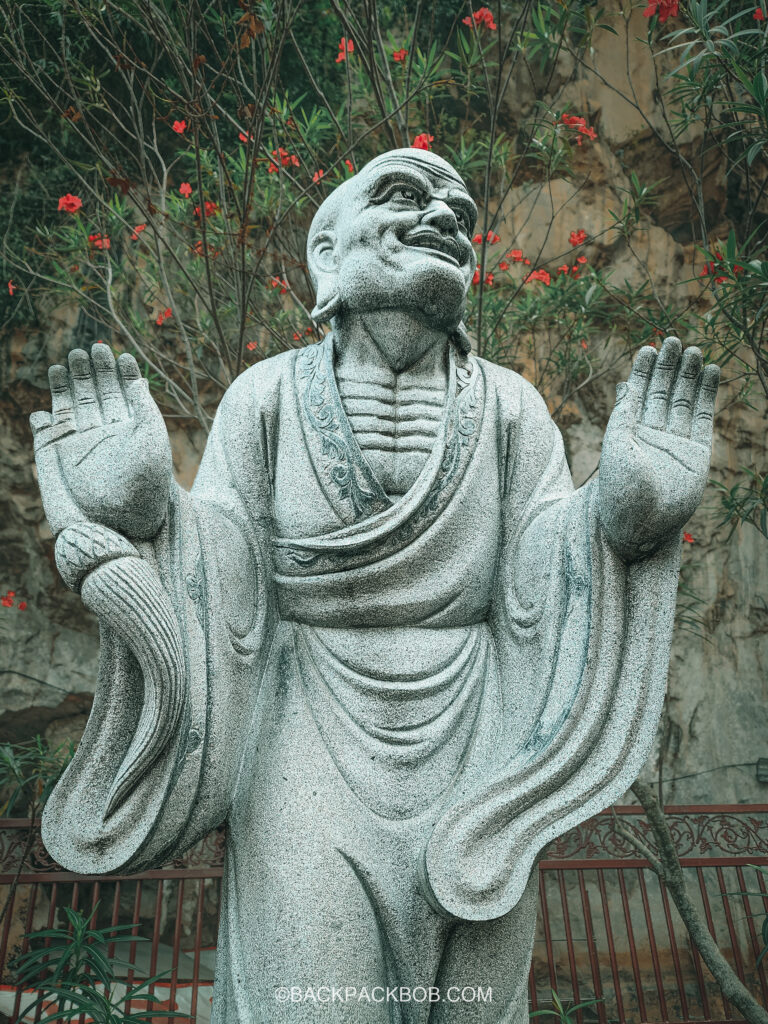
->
30 345 173 539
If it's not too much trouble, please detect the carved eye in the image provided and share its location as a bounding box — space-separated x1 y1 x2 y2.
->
393 186 421 204
455 210 471 233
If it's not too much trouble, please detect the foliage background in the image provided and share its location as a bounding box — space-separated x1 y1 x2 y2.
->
0 0 766 807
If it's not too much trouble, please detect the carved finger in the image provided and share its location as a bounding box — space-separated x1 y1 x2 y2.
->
691 363 720 446
30 419 84 535
116 352 152 420
91 344 127 423
68 348 101 430
618 346 656 427
667 346 702 437
641 335 682 430
29 410 52 443
49 364 75 426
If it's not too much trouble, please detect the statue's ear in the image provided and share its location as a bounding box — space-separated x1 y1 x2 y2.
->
309 230 341 323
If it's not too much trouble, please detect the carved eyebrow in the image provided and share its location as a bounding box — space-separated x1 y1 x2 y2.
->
367 168 433 201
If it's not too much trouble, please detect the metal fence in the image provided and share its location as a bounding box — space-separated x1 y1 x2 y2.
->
0 805 767 1023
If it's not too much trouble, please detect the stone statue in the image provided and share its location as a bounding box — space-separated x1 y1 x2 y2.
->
30 149 719 1022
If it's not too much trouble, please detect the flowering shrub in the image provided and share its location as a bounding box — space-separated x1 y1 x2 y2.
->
0 0 765 546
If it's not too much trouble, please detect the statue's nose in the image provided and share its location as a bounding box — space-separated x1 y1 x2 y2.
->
421 201 458 235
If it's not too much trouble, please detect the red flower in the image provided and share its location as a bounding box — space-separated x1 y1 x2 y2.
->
344 159 355 173
683 532 694 544
172 119 187 134
292 332 301 341
7 280 15 296
561 113 597 144
392 48 408 62
312 169 324 183
246 341 257 351
576 255 588 264
700 251 740 286
643 0 679 22
336 37 354 62
557 264 570 275
88 233 110 250
472 268 480 285
569 229 587 247
525 268 551 286
755 7 765 19
499 260 509 271
270 276 288 294
1 595 12 608
58 193 82 213
412 133 434 150
239 131 254 143
462 7 497 29
18 601 27 611
486 231 500 244
267 147 300 173
484 271 494 287
130 224 146 241
508 249 524 262
472 233 483 244
194 200 219 218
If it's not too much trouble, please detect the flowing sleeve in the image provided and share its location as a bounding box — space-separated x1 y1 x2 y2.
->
424 370 682 921
41 367 278 874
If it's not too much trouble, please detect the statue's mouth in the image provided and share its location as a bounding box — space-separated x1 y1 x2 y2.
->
402 229 464 267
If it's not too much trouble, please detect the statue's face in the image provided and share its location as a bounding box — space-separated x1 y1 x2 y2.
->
317 151 477 333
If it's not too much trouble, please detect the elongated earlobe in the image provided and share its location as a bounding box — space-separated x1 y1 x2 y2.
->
311 281 342 324
309 230 340 324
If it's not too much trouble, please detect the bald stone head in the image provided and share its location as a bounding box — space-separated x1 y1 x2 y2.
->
307 149 478 338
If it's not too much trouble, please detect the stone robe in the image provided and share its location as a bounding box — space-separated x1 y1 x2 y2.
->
42 335 682 1022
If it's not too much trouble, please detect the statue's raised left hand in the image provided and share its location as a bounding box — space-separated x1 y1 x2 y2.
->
598 336 719 562
30 345 173 540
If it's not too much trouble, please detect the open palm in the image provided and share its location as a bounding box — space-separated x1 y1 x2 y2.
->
599 337 720 562
30 345 172 539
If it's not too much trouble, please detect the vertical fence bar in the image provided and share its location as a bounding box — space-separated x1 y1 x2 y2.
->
124 880 143 1016
33 882 60 1024
698 867 731 1019
753 868 768 995
617 869 647 1022
0 881 16 984
736 864 768 1007
168 879 185 1020
576 870 605 1024
596 869 625 1024
70 881 79 919
637 867 668 1022
148 878 164 1016
538 871 558 995
658 879 690 1020
108 880 121 961
191 879 206 1023
716 866 747 984
528 969 538 1015
11 881 38 1024
557 869 581 1017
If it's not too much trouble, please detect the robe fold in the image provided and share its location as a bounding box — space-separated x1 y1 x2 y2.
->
41 334 681 1020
